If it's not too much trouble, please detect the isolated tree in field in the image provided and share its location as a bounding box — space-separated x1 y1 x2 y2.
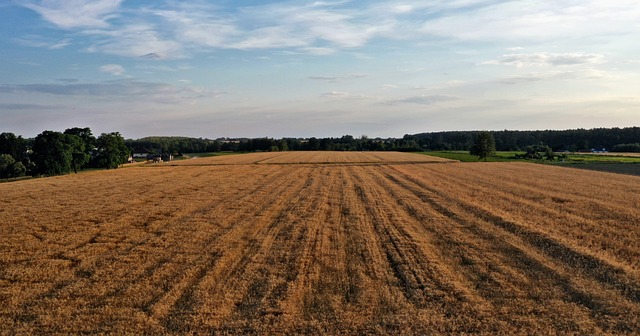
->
95 132 130 169
470 131 496 161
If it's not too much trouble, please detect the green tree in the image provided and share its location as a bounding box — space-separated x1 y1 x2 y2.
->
470 131 496 162
308 137 320 151
0 154 26 178
10 161 26 178
32 131 73 176
207 140 221 152
64 134 89 173
95 132 130 169
278 139 289 151
64 127 96 149
0 132 27 160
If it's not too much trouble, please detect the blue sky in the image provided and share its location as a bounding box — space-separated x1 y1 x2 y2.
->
1 0 639 139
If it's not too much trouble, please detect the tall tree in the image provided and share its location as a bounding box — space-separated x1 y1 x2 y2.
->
64 134 89 173
0 154 25 178
95 132 130 169
64 128 96 151
0 132 27 161
470 131 496 162
32 131 73 176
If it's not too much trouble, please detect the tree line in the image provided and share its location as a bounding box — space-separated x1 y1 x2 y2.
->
126 135 423 155
413 127 640 152
126 127 640 155
2 126 639 178
0 128 129 178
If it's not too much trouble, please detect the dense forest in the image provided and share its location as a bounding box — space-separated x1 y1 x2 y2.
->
1 126 639 178
126 127 640 154
413 127 640 152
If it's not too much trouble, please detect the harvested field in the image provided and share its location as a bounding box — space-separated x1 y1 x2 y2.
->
170 151 456 165
1 152 639 334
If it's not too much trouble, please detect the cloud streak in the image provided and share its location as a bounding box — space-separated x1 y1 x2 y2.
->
18 1 640 60
99 64 125 76
0 79 221 104
16 1 401 58
0 103 63 110
308 74 367 82
421 0 640 41
13 35 72 49
485 53 605 68
22 0 124 29
386 94 459 105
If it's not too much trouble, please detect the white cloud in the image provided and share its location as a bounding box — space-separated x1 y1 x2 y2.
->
421 1 640 42
99 64 125 76
484 53 605 68
322 91 350 97
13 35 72 49
300 47 337 56
22 0 124 29
0 79 222 104
308 74 367 82
500 69 617 85
85 24 183 59
18 1 402 57
321 91 375 100
387 94 459 105
0 103 63 110
17 0 640 60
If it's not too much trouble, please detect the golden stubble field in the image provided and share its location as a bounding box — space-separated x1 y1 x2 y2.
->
1 151 640 334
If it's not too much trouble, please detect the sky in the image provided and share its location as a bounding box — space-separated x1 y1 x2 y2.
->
1 0 639 139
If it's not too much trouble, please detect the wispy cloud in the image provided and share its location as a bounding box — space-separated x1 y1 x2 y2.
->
0 79 222 104
17 1 400 58
99 64 125 76
17 1 640 60
484 53 605 68
386 94 459 105
321 91 351 98
320 91 375 100
499 69 616 84
22 0 124 29
84 24 183 59
13 35 72 49
0 103 63 110
308 74 367 82
421 1 640 41
56 79 80 83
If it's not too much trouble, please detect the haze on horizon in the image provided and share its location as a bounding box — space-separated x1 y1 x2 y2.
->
1 0 639 139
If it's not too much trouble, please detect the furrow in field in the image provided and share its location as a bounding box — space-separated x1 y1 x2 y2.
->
327 166 414 332
274 167 338 327
425 163 640 267
91 166 293 314
147 167 307 325
217 167 337 333
393 164 640 302
383 165 640 332
346 166 493 333
373 166 608 332
5 165 295 333
288 167 348 330
157 166 321 333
